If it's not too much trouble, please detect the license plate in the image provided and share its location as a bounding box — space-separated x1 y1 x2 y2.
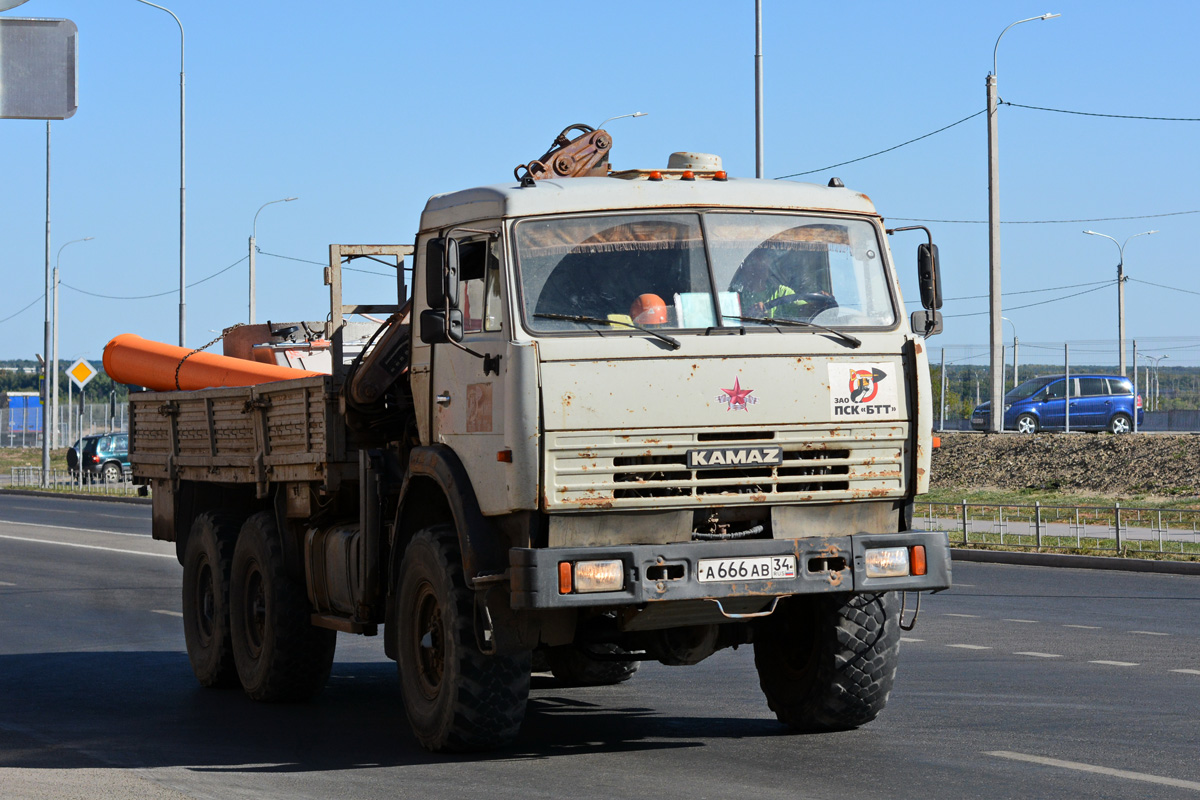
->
697 556 796 583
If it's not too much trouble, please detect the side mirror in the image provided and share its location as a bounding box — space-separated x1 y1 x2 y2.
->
424 237 461 310
917 243 942 310
419 308 464 344
910 309 943 337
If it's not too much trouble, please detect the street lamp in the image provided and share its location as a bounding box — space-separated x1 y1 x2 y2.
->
1002 316 1019 387
52 236 93 448
249 197 298 324
132 0 185 347
1082 229 1157 377
986 12 1060 432
1145 354 1168 411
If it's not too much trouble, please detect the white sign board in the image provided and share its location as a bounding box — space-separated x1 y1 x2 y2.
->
67 358 97 389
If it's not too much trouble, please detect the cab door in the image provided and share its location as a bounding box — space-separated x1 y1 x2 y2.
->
426 230 512 514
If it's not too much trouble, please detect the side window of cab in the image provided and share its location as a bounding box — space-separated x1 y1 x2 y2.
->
458 238 503 334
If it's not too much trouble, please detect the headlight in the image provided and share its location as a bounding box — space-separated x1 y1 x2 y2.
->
559 559 624 594
864 547 909 578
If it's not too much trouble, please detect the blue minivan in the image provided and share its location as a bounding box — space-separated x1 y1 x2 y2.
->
971 374 1143 433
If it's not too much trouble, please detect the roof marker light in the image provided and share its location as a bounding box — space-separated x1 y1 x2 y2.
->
714 171 728 181
648 171 664 181
681 170 695 181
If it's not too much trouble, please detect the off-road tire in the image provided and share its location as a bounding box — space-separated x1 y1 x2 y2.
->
181 512 241 688
395 525 531 752
753 592 900 732
543 643 639 687
229 511 336 702
102 462 123 484
1110 413 1133 434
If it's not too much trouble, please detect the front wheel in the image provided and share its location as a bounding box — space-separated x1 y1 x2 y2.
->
229 511 336 702
395 525 531 752
1110 413 1133 434
753 592 900 732
1016 413 1039 434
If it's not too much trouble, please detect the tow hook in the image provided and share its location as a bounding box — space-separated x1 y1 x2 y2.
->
899 591 922 631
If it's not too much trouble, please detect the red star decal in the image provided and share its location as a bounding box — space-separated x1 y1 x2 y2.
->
722 377 754 410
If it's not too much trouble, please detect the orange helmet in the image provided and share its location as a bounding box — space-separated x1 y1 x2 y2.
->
630 293 668 325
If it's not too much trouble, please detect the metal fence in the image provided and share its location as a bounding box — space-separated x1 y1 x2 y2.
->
8 466 142 497
934 336 1200 432
919 501 1200 557
1 403 128 449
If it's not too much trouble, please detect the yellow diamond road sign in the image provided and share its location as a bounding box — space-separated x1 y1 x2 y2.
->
68 359 97 389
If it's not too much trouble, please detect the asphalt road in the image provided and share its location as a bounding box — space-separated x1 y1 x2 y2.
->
1 493 1198 800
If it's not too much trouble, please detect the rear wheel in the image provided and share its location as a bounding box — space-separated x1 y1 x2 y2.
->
229 511 336 702
754 592 900 732
544 643 639 687
181 512 240 688
396 525 530 752
1110 413 1133 434
102 462 123 483
1016 413 1039 434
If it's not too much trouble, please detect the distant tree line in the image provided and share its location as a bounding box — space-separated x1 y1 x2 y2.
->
0 360 129 403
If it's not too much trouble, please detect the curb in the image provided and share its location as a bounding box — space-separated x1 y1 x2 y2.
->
0 488 151 506
952 547 1200 576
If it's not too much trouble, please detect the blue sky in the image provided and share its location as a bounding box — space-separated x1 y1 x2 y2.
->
1 1 1196 369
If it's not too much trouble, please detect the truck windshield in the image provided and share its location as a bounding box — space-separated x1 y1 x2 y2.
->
514 211 895 334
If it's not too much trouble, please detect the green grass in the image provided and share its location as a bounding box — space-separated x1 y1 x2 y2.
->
920 486 1200 511
0 447 69 472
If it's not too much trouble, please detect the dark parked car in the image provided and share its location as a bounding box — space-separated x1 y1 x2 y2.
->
69 432 130 482
971 375 1143 433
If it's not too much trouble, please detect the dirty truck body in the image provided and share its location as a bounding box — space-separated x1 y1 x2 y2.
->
131 163 950 751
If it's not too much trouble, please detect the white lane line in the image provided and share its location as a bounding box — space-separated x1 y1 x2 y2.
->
0 534 173 559
1064 624 1101 630
1014 652 1061 658
151 609 182 618
1089 660 1139 667
0 519 148 538
900 637 924 643
985 750 1200 792
0 581 15 587
944 613 980 618
1129 631 1169 636
947 644 992 650
1003 619 1038 624
951 583 975 587
1171 669 1200 676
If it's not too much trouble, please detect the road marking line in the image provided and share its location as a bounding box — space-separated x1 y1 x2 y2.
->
1003 619 1038 624
1089 660 1139 667
0 519 147 538
947 644 991 650
900 637 924 642
0 534 173 559
1171 669 1200 676
1014 652 1061 658
151 609 183 617
985 750 1200 792
944 613 980 618
951 583 975 587
1064 624 1101 629
0 581 15 587
1129 631 1169 636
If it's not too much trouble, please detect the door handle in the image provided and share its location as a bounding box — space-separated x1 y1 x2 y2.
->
435 392 451 407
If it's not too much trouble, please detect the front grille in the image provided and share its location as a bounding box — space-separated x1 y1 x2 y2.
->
545 426 906 511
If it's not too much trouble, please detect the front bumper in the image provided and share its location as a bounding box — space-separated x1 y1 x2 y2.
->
509 530 951 610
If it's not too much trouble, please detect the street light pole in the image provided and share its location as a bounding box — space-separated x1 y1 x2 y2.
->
987 12 1060 433
1002 316 1019 386
249 197 298 324
132 0 185 347
52 237 94 448
1145 355 1168 411
1082 229 1157 377
754 0 764 178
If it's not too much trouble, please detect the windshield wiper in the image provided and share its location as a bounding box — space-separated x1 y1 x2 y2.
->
722 315 862 349
534 313 682 350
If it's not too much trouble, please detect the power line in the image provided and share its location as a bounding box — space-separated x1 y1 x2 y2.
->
0 294 44 324
944 282 1112 318
908 279 1112 305
774 109 987 179
62 255 248 300
1127 277 1200 298
1002 101 1200 122
891 209 1200 224
258 250 394 278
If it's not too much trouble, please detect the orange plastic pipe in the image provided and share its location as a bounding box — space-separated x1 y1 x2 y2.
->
103 333 323 392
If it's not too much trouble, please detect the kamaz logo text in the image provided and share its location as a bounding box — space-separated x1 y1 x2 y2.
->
686 447 783 469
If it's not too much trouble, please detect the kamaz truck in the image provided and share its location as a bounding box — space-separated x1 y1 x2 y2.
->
122 126 951 752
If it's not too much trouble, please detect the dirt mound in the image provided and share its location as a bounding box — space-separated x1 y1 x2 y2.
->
931 432 1200 497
